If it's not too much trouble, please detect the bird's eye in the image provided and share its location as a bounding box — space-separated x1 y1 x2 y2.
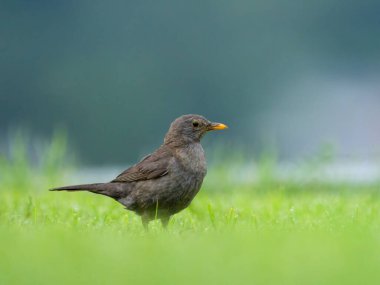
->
192 121 199 127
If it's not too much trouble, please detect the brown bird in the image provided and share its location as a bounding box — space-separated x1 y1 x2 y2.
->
50 114 227 228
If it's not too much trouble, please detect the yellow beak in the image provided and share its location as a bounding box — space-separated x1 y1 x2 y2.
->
208 122 228 131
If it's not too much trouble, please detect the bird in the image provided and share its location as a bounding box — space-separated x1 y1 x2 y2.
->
50 114 228 228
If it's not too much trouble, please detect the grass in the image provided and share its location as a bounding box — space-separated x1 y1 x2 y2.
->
1 136 380 285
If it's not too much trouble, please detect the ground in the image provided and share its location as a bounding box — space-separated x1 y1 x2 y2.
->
1 180 380 285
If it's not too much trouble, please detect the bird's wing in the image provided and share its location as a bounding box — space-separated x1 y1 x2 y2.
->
111 147 171 183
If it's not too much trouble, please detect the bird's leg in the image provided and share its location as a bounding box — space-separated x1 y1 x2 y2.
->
160 216 170 229
141 214 150 230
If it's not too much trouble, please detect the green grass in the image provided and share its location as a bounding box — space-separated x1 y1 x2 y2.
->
2 184 380 285
1 136 380 285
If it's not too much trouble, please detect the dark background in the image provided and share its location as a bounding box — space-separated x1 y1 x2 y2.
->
1 0 380 164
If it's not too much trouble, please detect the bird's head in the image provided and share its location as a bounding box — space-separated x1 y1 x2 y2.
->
164 114 228 146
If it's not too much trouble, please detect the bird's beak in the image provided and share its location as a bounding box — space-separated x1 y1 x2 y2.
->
208 122 228 131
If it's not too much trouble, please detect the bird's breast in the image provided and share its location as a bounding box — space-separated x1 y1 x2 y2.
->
174 143 207 177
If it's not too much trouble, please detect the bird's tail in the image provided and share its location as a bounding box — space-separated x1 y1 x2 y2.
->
50 183 127 199
50 183 104 192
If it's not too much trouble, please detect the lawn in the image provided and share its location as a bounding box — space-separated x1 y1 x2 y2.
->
1 180 380 285
1 137 380 285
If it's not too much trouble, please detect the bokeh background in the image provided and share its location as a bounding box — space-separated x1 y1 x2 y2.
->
2 3 380 284
1 0 380 165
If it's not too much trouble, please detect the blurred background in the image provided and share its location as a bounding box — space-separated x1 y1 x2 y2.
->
1 0 380 167
2 3 380 283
